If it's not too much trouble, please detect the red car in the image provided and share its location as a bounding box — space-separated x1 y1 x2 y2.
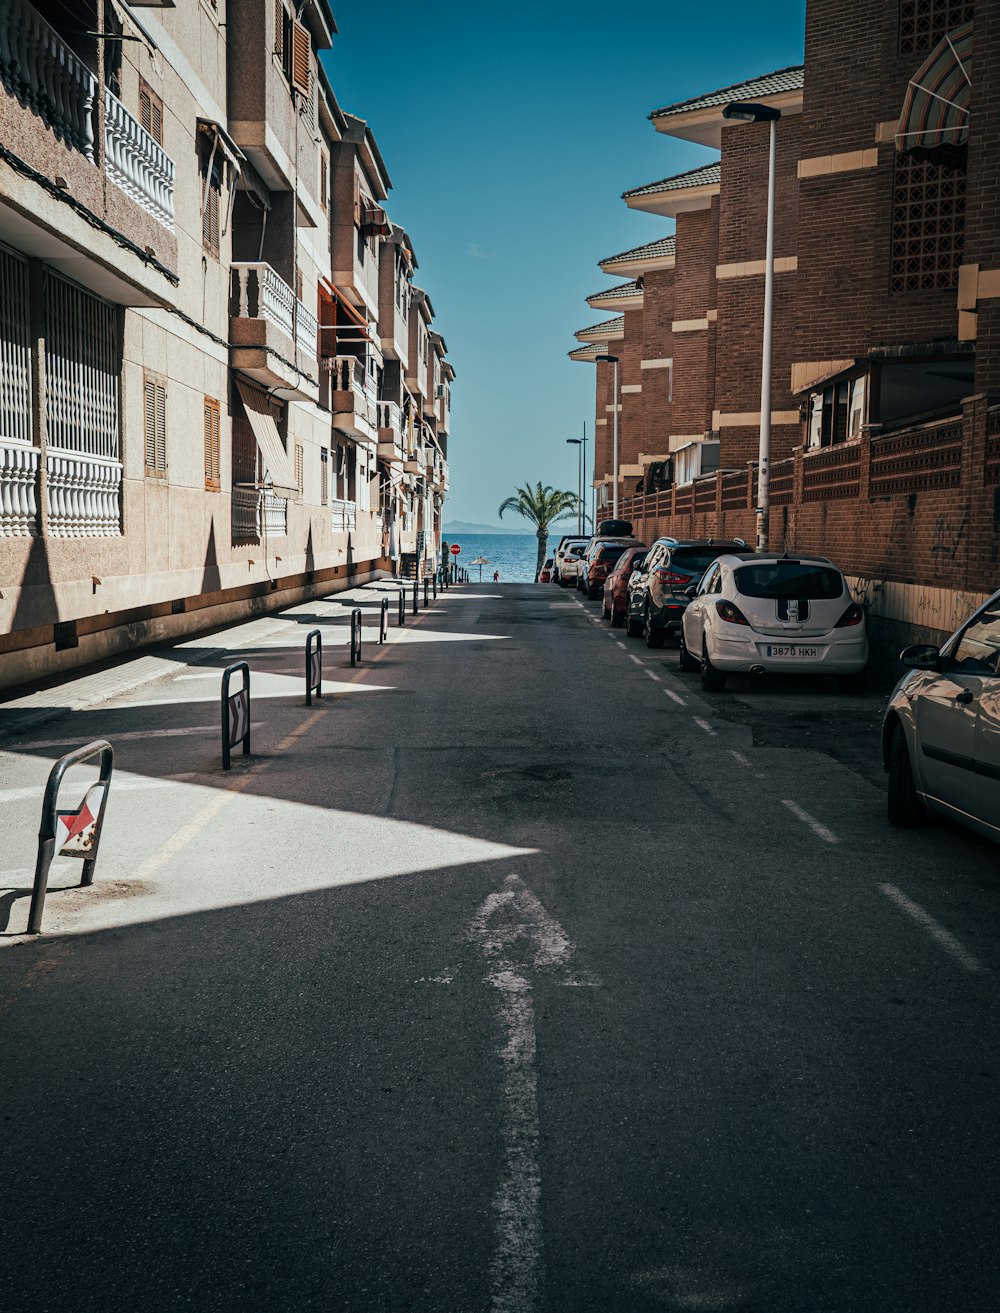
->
538 557 554 583
602 546 647 626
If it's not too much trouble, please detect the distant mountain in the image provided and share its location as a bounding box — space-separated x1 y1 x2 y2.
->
443 519 583 536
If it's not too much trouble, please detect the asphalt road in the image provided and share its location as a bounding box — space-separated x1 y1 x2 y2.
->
2 580 1000 1313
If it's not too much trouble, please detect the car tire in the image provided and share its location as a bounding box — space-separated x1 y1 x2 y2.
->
600 598 609 620
887 723 925 827
611 609 624 629
644 607 665 649
838 668 867 694
625 609 641 638
678 629 698 672
701 639 726 692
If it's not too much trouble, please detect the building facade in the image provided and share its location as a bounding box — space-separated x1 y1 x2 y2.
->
0 0 454 690
572 0 996 662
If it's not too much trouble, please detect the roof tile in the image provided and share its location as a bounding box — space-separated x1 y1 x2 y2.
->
623 162 721 200
650 66 804 121
600 235 677 268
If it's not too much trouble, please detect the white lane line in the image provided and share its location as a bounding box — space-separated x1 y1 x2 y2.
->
781 799 839 844
175 672 216 681
729 750 753 769
6 725 265 751
880 883 985 974
693 717 716 736
628 654 644 666
616 642 627 651
663 689 686 706
645 669 662 683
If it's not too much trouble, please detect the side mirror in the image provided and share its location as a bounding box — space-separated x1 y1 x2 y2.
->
900 644 942 671
685 585 698 599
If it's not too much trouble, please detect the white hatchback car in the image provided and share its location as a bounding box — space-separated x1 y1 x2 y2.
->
678 553 868 692
555 539 590 588
883 590 1000 844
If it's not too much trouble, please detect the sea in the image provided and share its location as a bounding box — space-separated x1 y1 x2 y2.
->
442 533 550 584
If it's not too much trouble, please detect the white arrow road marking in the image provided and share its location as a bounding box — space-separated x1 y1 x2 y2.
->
469 874 600 1313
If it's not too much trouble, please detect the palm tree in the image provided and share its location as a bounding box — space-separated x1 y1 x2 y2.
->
499 482 580 581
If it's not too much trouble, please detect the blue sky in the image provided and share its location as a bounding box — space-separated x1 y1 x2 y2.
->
322 2 806 526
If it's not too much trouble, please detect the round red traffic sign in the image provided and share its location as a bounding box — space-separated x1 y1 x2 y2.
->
450 544 461 556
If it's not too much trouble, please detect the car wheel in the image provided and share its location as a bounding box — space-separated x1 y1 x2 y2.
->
611 608 624 628
644 606 665 649
625 609 641 638
838 668 867 694
678 628 698 672
601 598 609 620
887 722 925 827
701 639 726 692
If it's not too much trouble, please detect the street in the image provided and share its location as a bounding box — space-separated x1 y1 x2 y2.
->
2 581 1000 1312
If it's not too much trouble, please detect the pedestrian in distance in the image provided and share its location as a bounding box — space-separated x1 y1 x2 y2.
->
493 570 500 582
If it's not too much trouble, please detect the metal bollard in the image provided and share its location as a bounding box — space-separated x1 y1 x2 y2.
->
423 577 430 607
28 740 114 935
412 578 419 615
380 596 389 644
351 607 362 666
222 661 251 771
305 629 322 706
398 586 406 626
432 574 437 600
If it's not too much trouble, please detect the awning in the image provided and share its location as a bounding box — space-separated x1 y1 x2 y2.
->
896 22 972 152
235 380 298 497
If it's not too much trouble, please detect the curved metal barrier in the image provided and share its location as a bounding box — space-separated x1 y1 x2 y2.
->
380 597 389 644
305 629 322 705
351 607 362 666
222 661 251 771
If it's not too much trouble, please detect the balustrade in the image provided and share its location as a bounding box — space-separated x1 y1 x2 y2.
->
103 88 175 229
0 438 38 537
231 485 286 542
231 264 296 341
331 498 357 533
45 449 121 537
0 0 97 160
295 299 318 357
377 401 401 432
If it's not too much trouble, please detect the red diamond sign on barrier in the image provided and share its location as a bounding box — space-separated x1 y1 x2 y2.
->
56 783 107 856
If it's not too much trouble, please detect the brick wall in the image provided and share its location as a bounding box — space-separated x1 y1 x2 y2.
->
966 5 1000 393
639 268 675 453
671 202 719 437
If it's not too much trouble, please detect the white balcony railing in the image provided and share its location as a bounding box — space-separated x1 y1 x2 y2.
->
331 498 357 533
0 0 97 160
232 485 286 543
103 87 175 228
0 437 39 537
45 449 121 537
231 263 296 341
295 299 318 358
377 401 401 432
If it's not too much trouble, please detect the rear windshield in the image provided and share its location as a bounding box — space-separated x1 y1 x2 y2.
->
597 545 627 562
670 546 738 575
735 563 844 600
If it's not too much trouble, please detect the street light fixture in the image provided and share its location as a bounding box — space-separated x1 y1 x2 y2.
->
595 354 620 519
566 438 584 533
722 101 781 552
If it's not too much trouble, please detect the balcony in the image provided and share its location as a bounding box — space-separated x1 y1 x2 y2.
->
376 401 404 461
328 356 377 442
230 263 318 400
103 88 175 229
232 486 287 543
0 0 179 301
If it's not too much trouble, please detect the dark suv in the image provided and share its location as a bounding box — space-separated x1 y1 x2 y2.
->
625 538 748 647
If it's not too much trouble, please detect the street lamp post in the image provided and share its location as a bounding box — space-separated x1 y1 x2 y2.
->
595 354 620 520
722 101 781 553
566 438 583 532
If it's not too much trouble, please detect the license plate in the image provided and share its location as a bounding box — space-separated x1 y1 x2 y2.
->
766 645 819 658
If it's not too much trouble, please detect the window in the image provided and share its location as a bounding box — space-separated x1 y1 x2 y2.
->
204 396 220 490
274 1 310 94
898 0 974 55
807 375 867 447
320 447 328 504
890 151 966 293
948 606 1000 676
735 563 844 601
294 442 303 496
45 272 121 461
138 78 163 146
144 375 166 475
200 142 222 257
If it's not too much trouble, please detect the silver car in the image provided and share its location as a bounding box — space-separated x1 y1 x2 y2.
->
883 590 1000 843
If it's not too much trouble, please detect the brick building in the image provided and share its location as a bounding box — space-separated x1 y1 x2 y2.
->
0 0 454 690
571 0 997 661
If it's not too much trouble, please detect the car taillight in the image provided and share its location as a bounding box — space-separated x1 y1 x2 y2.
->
835 602 864 627
654 568 689 586
715 600 749 625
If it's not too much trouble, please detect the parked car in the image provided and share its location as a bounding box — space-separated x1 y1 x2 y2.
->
678 552 868 692
553 537 589 586
883 590 1000 843
580 535 639 599
538 557 554 583
602 547 646 626
625 539 747 646
558 540 590 588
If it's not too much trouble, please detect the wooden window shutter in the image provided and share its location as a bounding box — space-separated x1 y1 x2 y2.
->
320 152 327 210
274 0 285 55
291 20 311 93
294 442 304 495
320 449 328 504
139 79 163 145
139 83 151 134
144 376 166 473
204 397 221 490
